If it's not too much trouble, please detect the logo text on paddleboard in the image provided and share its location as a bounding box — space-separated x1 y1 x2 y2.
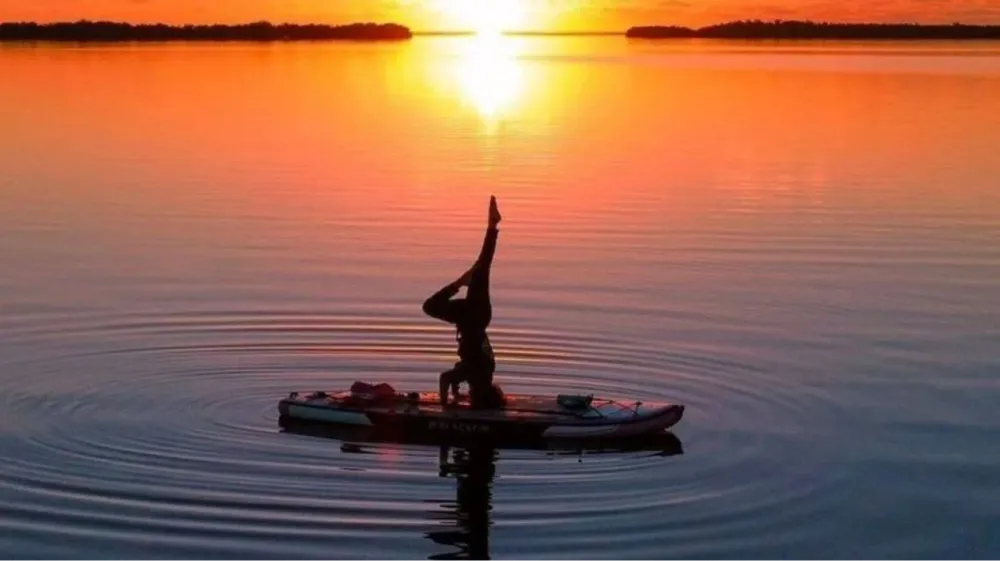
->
428 420 490 433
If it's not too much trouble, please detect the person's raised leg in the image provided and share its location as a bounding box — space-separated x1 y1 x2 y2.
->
465 196 502 320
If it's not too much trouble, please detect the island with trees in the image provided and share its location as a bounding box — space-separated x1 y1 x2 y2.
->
626 20 1000 40
0 21 413 42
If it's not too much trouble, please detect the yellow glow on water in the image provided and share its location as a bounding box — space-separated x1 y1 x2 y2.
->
454 34 524 134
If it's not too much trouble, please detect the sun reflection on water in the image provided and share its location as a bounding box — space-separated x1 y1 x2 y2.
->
454 34 524 134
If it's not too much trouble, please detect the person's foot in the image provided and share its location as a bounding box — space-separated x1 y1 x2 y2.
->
489 195 502 228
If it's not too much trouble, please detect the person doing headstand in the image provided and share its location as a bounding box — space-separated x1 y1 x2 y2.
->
422 196 506 409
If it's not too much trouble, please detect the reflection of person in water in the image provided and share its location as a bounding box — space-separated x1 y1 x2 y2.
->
276 419 685 561
423 196 506 410
425 445 497 560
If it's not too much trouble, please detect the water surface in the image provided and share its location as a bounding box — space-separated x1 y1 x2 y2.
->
1 37 999 559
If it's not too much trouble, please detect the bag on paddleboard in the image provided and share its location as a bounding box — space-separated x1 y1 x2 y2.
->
557 394 594 410
350 381 397 400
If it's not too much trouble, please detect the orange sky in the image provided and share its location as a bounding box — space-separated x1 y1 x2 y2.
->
2 0 999 31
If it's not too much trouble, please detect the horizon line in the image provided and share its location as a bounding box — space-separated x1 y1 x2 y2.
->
4 18 1000 36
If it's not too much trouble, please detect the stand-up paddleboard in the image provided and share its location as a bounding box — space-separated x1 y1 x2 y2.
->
279 413 685 455
277 388 684 443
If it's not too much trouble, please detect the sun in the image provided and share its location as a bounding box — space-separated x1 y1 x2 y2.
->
437 0 527 35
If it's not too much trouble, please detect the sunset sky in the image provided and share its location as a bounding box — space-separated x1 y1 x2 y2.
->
1 0 999 31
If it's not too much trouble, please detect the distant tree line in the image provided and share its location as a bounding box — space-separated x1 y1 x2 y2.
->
0 21 413 41
627 20 1000 39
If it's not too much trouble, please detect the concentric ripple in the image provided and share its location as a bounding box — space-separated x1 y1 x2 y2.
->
0 306 847 559
5 37 1000 560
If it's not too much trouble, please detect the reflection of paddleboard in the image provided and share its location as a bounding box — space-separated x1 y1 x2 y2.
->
277 389 685 442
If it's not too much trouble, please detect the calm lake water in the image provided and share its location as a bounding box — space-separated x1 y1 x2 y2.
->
1 36 999 559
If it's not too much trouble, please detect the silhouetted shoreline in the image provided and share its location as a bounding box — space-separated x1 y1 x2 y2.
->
0 21 412 42
627 20 1000 40
4 19 1000 42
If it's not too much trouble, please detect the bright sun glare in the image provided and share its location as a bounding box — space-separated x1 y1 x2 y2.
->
437 0 527 35
456 34 524 130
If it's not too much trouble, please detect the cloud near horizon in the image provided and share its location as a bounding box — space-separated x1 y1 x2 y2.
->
2 0 999 30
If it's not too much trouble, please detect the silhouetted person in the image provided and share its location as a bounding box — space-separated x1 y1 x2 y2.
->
426 445 497 560
423 196 505 409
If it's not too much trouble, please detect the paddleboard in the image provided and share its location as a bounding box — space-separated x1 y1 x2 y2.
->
277 389 684 442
